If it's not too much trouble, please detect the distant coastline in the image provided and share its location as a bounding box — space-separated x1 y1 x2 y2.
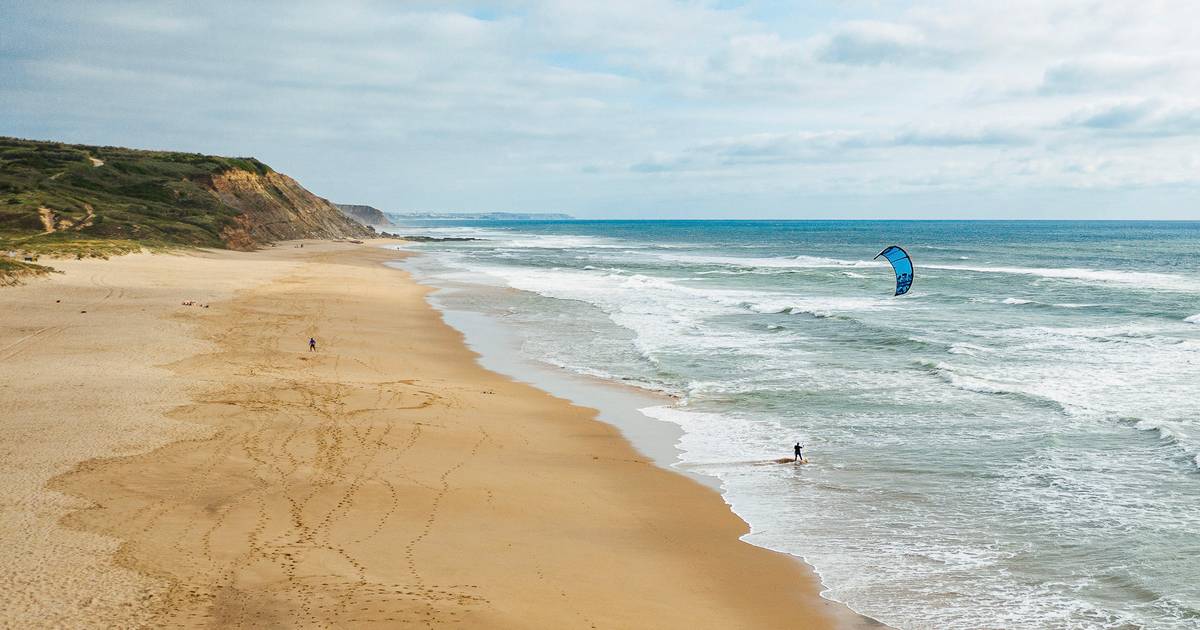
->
386 211 573 221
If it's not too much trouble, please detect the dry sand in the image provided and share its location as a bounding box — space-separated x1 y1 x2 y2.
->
1 242 867 628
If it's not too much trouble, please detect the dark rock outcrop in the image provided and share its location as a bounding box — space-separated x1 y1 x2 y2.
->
399 235 481 242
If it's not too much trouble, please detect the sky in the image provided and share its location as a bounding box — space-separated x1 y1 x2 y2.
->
2 0 1199 219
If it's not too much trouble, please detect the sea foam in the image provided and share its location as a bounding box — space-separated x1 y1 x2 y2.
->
400 220 1200 630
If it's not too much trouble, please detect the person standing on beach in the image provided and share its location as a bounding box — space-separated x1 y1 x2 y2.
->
794 442 804 462
308 337 317 352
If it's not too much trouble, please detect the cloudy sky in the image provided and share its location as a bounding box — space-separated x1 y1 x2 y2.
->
3 1 1198 218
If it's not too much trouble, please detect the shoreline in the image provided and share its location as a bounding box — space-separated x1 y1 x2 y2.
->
394 248 888 627
3 241 871 627
399 272 691 476
392 245 882 628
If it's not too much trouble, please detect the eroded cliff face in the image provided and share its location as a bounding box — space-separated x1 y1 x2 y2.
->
211 169 374 250
335 204 392 226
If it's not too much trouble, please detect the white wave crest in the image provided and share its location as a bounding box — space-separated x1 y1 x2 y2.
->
657 252 884 270
948 343 993 356
926 264 1196 292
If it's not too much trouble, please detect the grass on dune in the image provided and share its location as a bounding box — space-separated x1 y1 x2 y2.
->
0 256 56 286
0 136 275 256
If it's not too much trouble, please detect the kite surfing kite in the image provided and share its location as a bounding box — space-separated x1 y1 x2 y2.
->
874 245 914 296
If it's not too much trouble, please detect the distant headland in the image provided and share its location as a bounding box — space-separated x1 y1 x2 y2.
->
386 211 573 221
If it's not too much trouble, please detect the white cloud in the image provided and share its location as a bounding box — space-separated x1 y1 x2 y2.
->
1037 55 1178 94
1063 100 1161 129
628 126 1030 173
99 11 205 33
814 21 955 68
2 0 1199 218
1063 99 1200 136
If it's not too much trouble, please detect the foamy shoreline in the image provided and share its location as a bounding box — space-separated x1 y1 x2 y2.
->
397 245 894 628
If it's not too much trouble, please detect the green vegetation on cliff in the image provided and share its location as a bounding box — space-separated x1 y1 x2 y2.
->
0 137 372 273
0 137 273 254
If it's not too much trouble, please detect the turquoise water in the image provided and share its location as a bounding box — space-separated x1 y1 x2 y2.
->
397 221 1200 629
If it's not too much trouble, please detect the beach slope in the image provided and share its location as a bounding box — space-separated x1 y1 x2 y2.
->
2 242 856 628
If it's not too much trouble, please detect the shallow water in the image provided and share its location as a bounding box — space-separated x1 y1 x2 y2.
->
395 220 1200 629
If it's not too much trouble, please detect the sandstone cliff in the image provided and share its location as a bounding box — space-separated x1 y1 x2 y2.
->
335 204 392 226
210 170 374 250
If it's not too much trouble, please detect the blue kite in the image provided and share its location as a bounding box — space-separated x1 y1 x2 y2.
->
874 245 914 296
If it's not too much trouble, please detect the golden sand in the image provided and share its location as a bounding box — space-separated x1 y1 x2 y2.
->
1 242 863 628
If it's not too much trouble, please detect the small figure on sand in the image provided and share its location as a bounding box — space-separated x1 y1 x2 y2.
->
308 337 317 352
794 442 805 462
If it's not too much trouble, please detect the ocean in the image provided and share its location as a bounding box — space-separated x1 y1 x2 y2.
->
393 220 1200 629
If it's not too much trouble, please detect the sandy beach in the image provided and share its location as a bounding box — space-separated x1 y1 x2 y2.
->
0 241 862 628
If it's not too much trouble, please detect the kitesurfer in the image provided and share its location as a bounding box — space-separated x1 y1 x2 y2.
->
794 442 804 462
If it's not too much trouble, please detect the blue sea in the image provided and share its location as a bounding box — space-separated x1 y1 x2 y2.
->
394 221 1200 629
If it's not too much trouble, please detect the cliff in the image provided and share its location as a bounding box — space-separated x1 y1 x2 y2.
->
0 137 373 254
335 203 392 226
209 171 375 249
